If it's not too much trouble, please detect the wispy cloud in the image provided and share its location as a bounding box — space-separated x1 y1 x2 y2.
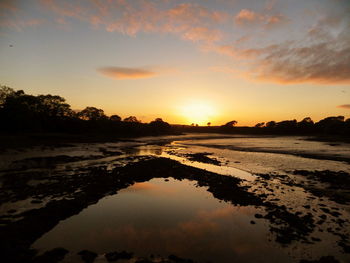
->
213 10 350 85
97 66 156 80
235 9 259 24
338 104 350 109
38 0 225 44
0 0 44 30
213 38 350 84
252 40 350 84
234 9 288 28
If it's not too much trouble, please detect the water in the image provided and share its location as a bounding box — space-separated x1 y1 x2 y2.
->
32 178 290 263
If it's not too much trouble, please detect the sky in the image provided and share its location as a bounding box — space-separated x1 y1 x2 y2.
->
0 0 349 126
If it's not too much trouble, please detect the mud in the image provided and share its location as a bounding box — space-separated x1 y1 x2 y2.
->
166 151 221 165
293 170 350 204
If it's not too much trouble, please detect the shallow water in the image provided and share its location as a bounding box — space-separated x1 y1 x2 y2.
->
33 178 291 263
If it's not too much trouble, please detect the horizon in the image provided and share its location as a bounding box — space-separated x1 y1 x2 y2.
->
1 0 350 126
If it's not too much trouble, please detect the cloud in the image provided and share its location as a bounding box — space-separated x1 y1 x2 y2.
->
39 0 86 19
0 1 44 30
235 9 259 24
252 35 350 84
182 27 222 42
338 104 350 109
235 9 287 28
38 0 225 44
212 11 350 85
97 66 156 80
214 39 350 84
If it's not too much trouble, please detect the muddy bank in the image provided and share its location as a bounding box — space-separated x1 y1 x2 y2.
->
0 133 143 150
253 169 350 254
9 151 122 171
292 170 350 204
181 143 350 164
166 151 222 165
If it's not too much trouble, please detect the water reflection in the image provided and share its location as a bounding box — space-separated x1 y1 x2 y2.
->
32 178 290 263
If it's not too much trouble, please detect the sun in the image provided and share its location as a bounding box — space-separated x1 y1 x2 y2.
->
180 101 216 125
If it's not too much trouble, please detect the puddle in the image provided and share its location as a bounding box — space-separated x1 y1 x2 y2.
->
32 178 291 263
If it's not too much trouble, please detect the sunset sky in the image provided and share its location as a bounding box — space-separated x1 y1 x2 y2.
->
0 0 349 125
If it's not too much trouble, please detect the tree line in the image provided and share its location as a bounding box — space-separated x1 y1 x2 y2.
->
0 86 171 136
180 116 350 137
1 85 349 138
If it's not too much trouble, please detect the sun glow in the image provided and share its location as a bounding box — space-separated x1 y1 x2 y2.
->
180 101 217 125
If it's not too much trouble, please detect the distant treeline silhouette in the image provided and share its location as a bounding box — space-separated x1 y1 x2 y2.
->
178 116 350 137
0 86 171 136
1 85 349 138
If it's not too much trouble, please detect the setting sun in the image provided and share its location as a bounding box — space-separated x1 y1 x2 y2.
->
180 102 217 125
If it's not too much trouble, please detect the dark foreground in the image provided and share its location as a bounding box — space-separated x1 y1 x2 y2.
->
0 156 349 263
1 133 350 263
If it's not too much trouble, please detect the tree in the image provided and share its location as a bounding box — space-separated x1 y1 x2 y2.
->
274 120 297 133
110 115 121 122
0 85 15 106
78 107 106 121
266 121 276 128
207 122 211 126
123 116 140 123
255 122 265 128
36 94 72 118
223 120 237 127
298 117 314 131
316 116 345 134
300 117 314 124
149 118 171 132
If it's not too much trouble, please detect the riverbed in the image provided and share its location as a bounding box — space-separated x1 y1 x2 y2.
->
1 134 349 263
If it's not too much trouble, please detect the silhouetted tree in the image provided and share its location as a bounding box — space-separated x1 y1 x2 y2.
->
207 122 211 126
223 120 237 127
149 118 171 133
266 121 276 128
37 95 72 118
110 115 121 122
316 116 345 134
255 122 265 128
78 107 106 121
297 117 314 133
300 117 314 124
123 116 140 123
0 85 15 106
